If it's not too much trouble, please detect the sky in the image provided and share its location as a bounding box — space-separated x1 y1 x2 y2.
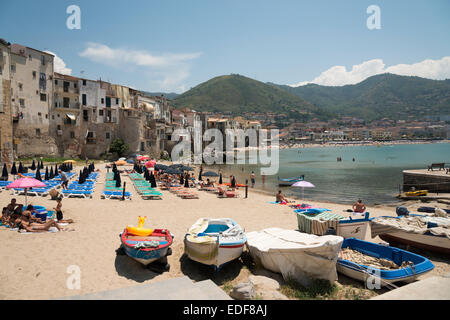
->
1 0 449 93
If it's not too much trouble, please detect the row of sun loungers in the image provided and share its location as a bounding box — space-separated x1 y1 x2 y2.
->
101 173 132 200
167 186 199 199
198 184 240 198
128 173 162 200
62 173 97 199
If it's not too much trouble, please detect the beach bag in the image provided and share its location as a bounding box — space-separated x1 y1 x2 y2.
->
396 206 409 216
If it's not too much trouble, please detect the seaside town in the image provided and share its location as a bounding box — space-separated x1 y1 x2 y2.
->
1 24 450 305
1 39 449 163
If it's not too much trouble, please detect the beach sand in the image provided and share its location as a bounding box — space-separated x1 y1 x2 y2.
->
0 163 449 300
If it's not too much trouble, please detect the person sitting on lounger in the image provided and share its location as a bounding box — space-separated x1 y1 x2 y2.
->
276 190 289 203
53 197 73 224
352 199 366 213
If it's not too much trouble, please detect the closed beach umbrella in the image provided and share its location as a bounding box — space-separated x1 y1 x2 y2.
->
44 166 49 180
18 162 24 174
11 162 17 175
180 174 184 185
150 172 157 188
202 171 219 177
198 167 203 181
292 181 315 200
49 166 54 179
231 176 236 188
219 173 223 185
78 170 83 184
2 163 8 180
35 168 42 181
115 174 121 188
54 164 58 176
40 160 44 170
31 160 36 171
184 175 189 188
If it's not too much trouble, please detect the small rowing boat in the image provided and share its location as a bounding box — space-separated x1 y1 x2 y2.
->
184 218 246 270
277 175 304 186
337 238 434 286
405 190 428 197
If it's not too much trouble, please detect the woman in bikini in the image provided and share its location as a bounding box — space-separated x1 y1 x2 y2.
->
15 211 62 232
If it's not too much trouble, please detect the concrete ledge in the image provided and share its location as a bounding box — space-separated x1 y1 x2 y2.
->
371 273 450 300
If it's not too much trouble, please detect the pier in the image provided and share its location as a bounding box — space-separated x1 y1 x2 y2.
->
403 169 450 193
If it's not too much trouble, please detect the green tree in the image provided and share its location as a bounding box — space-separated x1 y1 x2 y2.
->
109 138 129 157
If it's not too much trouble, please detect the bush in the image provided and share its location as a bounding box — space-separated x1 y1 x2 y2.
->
109 138 129 157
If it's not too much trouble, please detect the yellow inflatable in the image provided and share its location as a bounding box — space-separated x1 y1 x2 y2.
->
126 216 153 236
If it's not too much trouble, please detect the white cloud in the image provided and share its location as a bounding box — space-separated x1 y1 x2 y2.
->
78 43 201 92
290 56 450 87
45 50 72 75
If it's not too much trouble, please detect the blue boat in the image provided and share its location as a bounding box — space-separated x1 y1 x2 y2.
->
337 238 434 286
277 175 304 186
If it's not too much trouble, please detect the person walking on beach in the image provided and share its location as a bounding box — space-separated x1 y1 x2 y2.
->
250 171 255 188
59 170 68 190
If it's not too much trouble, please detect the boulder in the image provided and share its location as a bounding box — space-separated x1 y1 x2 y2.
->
230 282 255 300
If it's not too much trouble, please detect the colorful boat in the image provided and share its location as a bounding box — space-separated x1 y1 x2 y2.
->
277 175 304 186
405 190 428 197
337 238 434 286
119 226 174 269
184 218 246 270
371 215 450 255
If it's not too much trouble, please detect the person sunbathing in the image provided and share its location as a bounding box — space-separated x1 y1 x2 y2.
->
1 207 8 225
352 199 366 213
276 190 289 203
16 215 62 233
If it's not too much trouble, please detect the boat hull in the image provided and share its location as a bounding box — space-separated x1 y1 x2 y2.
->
337 238 434 286
379 232 450 255
120 228 173 266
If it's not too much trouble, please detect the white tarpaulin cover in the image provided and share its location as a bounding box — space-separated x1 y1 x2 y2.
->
246 228 343 286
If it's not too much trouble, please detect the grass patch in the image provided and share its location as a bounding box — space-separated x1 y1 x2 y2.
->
280 277 338 300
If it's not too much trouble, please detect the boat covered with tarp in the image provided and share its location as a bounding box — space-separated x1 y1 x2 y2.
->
246 228 343 286
277 175 304 186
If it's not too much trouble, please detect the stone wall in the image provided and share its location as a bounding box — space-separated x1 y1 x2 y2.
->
403 171 450 193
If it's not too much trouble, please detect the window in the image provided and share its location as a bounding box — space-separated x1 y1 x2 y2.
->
99 109 104 116
18 83 23 91
19 99 25 107
57 125 61 130
55 80 58 85
11 65 15 72
63 97 70 108
41 55 45 65
52 115 55 120
40 94 47 102
140 141 145 151
39 73 46 90
70 131 75 139
83 110 88 121
32 71 36 79
82 80 86 86
36 129 41 137
74 83 77 89
105 132 110 139
101 98 104 104
116 98 119 105
55 102 58 108
82 94 87 106
0 66 2 75
38 112 42 116
63 81 69 92
106 97 111 107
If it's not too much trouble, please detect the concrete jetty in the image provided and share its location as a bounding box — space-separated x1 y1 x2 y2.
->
403 169 450 193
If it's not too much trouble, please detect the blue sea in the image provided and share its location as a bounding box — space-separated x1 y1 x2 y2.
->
211 142 450 205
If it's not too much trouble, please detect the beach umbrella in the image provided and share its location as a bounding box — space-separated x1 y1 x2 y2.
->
54 164 58 176
144 160 156 168
181 166 194 172
40 160 44 170
292 181 315 200
11 162 17 176
150 172 157 188
118 157 126 161
180 174 184 185
91 162 95 170
155 164 168 171
64 160 76 164
126 159 134 164
231 176 236 188
30 160 36 171
115 160 127 166
219 173 223 185
35 168 42 181
18 162 24 174
69 162 73 171
6 176 46 206
2 163 8 180
202 171 219 177
49 166 54 179
44 166 49 180
198 167 203 181
170 163 184 168
137 155 150 161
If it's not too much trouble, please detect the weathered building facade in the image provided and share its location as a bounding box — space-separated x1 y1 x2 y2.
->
0 39 13 163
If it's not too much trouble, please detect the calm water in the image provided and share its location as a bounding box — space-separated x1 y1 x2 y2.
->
210 143 450 205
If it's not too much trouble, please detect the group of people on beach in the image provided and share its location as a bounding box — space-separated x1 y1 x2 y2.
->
1 197 73 233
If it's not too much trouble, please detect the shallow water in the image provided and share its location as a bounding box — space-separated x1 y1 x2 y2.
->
208 142 450 205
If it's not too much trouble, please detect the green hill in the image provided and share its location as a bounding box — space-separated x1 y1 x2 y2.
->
173 74 328 120
275 74 450 121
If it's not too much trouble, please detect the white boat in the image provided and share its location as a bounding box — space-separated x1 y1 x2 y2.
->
371 215 450 255
277 175 304 186
184 218 246 270
246 228 343 286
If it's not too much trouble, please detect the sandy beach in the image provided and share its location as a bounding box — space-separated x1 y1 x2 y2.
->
0 162 449 300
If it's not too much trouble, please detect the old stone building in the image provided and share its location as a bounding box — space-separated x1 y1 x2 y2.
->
0 39 13 163
9 43 57 157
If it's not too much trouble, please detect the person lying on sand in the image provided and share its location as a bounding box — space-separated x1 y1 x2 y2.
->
14 211 62 232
